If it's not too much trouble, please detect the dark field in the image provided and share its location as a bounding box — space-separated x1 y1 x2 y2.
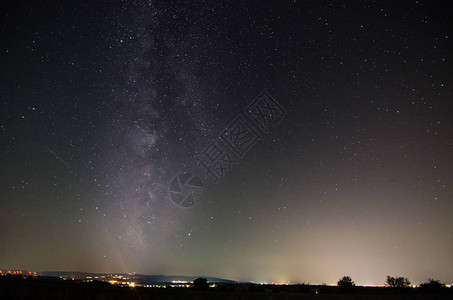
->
1 277 452 300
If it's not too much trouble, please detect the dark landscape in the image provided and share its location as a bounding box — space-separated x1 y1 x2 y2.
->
1 272 453 300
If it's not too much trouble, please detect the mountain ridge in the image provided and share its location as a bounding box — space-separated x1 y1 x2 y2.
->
39 271 237 284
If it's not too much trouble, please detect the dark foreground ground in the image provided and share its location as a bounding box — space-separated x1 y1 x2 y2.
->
1 276 452 300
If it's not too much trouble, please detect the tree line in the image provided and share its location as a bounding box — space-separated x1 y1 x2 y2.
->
337 275 447 290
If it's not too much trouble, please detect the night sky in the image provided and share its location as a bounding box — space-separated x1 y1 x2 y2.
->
1 1 452 285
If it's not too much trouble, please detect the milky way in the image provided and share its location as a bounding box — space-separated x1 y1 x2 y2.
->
1 1 452 285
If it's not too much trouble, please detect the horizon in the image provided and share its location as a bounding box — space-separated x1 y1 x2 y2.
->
1 267 451 287
1 0 452 290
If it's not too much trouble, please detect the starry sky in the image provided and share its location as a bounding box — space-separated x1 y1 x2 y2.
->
1 0 452 285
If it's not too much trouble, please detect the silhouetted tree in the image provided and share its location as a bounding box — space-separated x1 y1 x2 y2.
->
337 276 355 292
386 276 411 288
419 278 444 291
193 277 209 290
338 276 355 287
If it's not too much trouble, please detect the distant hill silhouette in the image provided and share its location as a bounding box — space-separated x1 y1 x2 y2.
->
40 271 236 284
